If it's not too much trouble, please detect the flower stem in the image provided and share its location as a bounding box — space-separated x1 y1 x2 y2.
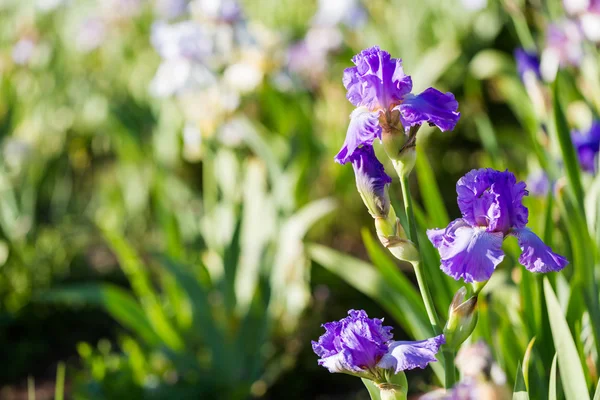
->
399 174 419 247
399 175 441 333
443 349 456 389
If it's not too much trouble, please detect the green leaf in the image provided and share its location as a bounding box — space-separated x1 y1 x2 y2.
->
594 378 600 400
415 145 449 228
552 77 585 213
522 337 536 392
38 283 161 346
156 256 222 351
544 279 590 400
513 361 530 400
549 354 558 400
102 227 184 350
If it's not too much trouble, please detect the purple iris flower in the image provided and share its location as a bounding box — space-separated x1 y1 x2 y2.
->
514 48 541 82
312 310 444 376
572 121 600 173
527 170 552 197
427 169 568 283
335 46 460 164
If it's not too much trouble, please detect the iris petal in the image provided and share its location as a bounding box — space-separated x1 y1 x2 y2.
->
335 107 382 164
377 335 445 373
511 228 568 273
427 219 504 283
395 88 460 132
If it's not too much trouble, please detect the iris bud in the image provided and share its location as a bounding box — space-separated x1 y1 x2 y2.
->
443 287 478 349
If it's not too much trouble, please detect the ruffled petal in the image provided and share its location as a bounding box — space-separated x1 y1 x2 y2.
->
396 88 460 132
511 228 568 273
335 107 382 164
427 219 505 283
456 168 528 233
318 349 358 373
343 46 413 110
377 335 445 373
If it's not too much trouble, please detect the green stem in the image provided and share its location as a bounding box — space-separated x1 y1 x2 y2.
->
400 174 419 247
399 175 441 333
412 261 441 334
443 349 456 389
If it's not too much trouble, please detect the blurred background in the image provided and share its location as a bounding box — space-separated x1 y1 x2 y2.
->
0 0 577 398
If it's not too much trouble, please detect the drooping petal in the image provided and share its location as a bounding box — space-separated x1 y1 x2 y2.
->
511 228 568 273
427 219 505 283
343 46 413 110
395 88 460 132
318 349 358 373
456 168 528 233
377 335 445 373
349 145 392 217
335 107 382 164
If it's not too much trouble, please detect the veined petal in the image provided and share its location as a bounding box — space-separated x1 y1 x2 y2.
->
335 107 382 164
378 335 445 373
427 219 505 283
511 228 568 273
396 88 460 132
318 349 359 373
343 46 413 110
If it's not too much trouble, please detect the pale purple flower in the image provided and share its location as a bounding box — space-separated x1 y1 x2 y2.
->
564 0 600 42
350 145 392 217
527 170 551 197
312 0 366 28
151 21 212 61
541 20 584 80
190 0 242 23
572 121 600 173
335 46 460 164
427 169 568 283
154 0 189 19
312 310 444 376
12 38 36 65
75 17 107 53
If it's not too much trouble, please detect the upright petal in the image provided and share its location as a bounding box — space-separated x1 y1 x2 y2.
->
335 107 382 164
343 46 413 110
456 169 528 233
511 228 568 273
427 219 505 283
396 88 460 132
339 309 393 369
378 335 445 373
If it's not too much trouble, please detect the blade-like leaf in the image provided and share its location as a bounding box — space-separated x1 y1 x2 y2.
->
522 337 536 392
38 283 161 346
549 354 558 400
552 77 585 213
513 361 529 400
544 279 590 400
102 227 184 350
594 378 600 400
